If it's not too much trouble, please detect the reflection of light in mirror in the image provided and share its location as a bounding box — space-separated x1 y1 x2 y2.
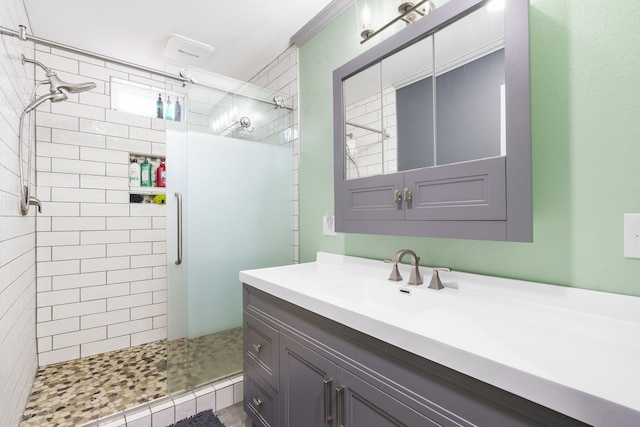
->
346 137 358 156
487 0 505 12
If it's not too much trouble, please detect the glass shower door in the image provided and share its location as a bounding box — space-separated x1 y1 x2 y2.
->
166 126 292 391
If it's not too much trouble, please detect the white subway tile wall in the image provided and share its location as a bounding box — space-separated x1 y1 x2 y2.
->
344 88 398 180
34 46 168 366
0 2 39 427
248 45 300 263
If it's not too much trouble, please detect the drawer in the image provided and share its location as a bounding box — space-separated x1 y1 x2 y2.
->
244 311 279 391
244 364 278 427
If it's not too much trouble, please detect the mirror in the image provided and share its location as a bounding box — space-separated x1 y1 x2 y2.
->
343 63 383 179
333 0 530 242
342 2 505 179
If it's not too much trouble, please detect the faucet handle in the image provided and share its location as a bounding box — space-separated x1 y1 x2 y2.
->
428 267 451 290
384 259 403 282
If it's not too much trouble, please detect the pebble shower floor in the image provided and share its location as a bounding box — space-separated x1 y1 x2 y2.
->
19 328 243 427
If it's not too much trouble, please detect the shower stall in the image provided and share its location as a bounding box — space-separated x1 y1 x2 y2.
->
165 78 294 392
1 22 295 425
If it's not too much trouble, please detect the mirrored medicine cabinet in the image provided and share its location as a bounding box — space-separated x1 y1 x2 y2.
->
333 0 531 242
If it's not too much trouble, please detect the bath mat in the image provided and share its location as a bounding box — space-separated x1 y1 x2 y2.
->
168 410 225 427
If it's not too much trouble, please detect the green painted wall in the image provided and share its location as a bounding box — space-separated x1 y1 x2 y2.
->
298 0 640 296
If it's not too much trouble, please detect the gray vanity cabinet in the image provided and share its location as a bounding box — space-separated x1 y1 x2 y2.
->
243 284 587 427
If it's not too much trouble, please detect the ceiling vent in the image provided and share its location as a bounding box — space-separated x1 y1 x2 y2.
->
163 34 214 66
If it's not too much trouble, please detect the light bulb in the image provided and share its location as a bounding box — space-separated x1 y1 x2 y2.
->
360 3 375 40
362 4 372 28
487 0 505 12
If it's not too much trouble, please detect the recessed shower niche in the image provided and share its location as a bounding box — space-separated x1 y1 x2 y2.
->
128 153 166 203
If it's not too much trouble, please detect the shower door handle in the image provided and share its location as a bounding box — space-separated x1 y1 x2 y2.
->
175 192 183 265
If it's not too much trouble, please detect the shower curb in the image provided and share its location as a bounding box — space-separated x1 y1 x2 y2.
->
79 374 244 427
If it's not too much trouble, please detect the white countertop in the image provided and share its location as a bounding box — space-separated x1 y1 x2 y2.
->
239 252 640 426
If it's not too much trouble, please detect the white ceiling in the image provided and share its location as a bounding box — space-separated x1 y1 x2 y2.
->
22 0 336 82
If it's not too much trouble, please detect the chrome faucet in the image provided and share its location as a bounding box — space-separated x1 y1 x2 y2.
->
20 186 42 215
385 249 423 285
29 195 42 213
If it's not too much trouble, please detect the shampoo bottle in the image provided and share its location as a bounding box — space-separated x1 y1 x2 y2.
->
165 96 173 121
156 159 166 187
174 98 181 122
140 157 152 187
129 159 141 187
156 94 163 119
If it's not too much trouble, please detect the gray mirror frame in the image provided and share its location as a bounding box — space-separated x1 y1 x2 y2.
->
333 0 531 242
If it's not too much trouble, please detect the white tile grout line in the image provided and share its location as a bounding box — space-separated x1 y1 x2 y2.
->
79 374 244 427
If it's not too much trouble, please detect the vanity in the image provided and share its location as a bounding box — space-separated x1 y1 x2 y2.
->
240 252 640 427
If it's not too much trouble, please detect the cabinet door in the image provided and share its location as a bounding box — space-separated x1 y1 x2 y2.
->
336 367 444 427
404 156 506 221
340 174 406 221
280 335 337 427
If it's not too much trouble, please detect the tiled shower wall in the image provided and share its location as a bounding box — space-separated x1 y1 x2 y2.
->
248 45 300 263
345 88 397 179
33 45 170 366
0 2 38 427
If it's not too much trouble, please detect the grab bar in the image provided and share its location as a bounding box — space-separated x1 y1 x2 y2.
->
175 192 183 265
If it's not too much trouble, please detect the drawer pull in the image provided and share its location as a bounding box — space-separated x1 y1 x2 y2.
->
252 397 263 408
323 378 333 424
336 386 345 427
252 343 262 353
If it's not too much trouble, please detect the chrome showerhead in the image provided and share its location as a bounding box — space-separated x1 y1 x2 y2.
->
48 74 96 94
23 92 68 114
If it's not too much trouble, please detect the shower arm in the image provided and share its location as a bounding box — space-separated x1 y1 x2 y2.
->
21 54 51 74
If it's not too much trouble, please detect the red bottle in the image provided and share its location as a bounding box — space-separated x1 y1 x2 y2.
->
156 159 166 187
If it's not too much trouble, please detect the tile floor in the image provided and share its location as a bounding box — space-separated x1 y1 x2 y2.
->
168 327 243 393
214 402 253 427
20 328 244 427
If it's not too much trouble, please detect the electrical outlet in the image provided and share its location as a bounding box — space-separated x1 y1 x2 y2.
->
624 214 640 258
323 215 336 237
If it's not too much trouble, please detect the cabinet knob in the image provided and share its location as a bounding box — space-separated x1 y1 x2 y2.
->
252 343 262 353
252 397 263 407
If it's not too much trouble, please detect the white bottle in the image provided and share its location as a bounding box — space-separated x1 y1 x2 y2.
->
129 159 141 187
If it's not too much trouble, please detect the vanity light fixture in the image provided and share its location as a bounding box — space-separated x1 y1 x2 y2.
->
358 0 433 44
